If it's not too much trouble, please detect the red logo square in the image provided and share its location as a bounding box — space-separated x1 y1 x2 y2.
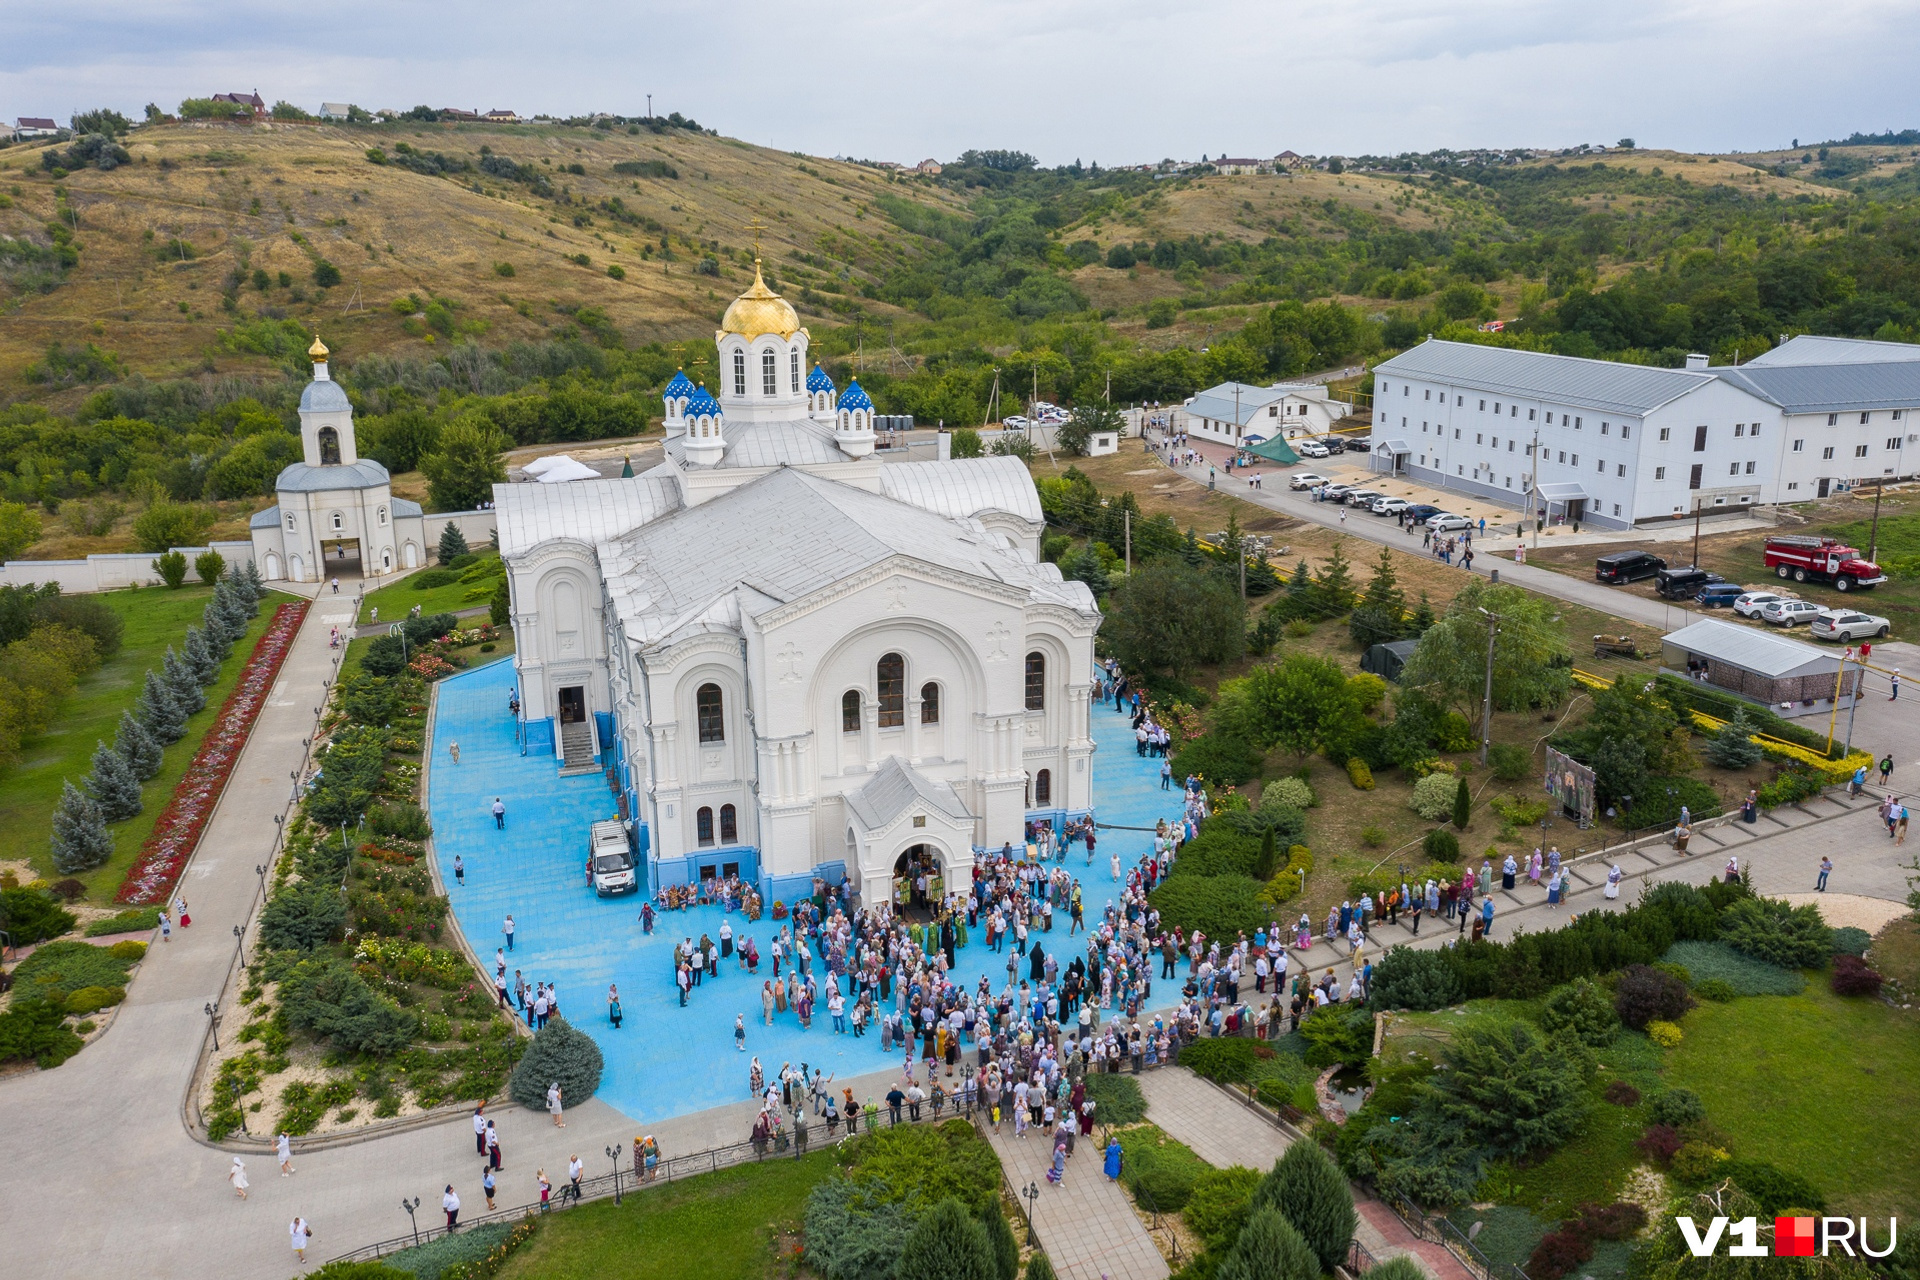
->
1776 1217 1818 1257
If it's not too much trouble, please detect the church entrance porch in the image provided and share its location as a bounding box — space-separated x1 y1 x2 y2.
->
555 684 594 769
892 842 946 913
320 538 363 578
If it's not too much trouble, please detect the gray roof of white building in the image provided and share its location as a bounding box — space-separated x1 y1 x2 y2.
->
1744 334 1920 367
876 456 1043 525
249 505 281 529
845 756 977 830
1715 362 1920 414
1374 339 1715 415
601 467 1095 646
274 458 391 492
1662 618 1837 680
394 498 423 518
493 470 682 556
1185 382 1288 427
662 416 847 469
299 379 351 413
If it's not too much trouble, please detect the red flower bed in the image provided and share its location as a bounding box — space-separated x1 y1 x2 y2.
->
115 601 310 905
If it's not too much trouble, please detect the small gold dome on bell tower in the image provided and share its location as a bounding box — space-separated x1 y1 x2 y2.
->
308 335 330 362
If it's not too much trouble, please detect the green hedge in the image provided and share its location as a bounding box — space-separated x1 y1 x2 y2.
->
84 907 160 937
1654 675 1839 759
1082 1073 1147 1125
383 1221 513 1279
1117 1125 1210 1212
1169 731 1263 787
9 939 138 1002
1148 874 1267 940
1661 941 1806 996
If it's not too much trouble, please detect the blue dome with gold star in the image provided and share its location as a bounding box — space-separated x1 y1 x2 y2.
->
685 383 721 418
806 364 834 394
839 379 872 411
663 368 695 400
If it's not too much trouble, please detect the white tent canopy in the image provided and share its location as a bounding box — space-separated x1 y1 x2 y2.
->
525 455 603 484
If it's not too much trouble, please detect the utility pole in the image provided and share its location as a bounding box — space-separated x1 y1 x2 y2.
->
647 94 652 120
1528 423 1541 550
1869 480 1884 563
1124 508 1131 576
1693 501 1703 568
1478 608 1500 766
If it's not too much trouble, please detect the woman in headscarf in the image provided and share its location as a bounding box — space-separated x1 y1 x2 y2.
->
1528 849 1544 885
1604 864 1623 900
1104 1137 1123 1181
1546 870 1562 909
1501 854 1518 891
1295 913 1312 950
1478 860 1493 896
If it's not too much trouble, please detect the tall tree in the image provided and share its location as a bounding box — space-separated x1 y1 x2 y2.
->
1251 1141 1358 1274
137 669 186 742
85 738 143 822
114 710 163 780
896 1199 997 1280
163 646 206 715
1101 559 1246 679
1398 580 1570 733
421 417 508 512
1349 544 1407 648
437 521 470 565
1226 652 1357 760
1310 537 1358 618
182 626 220 685
1217 1206 1319 1280
50 780 114 873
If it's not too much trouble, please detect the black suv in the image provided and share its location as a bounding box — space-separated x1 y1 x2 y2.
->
1654 566 1725 599
1595 551 1666 584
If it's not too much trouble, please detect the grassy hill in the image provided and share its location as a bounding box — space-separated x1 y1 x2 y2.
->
0 119 968 388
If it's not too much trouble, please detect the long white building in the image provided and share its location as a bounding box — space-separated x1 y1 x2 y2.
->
1370 336 1920 528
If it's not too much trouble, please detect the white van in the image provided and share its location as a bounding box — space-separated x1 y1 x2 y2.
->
587 820 637 896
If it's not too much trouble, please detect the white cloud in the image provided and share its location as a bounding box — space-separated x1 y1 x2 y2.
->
3 0 1917 162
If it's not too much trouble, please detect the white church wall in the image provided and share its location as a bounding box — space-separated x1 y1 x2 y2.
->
0 540 258 592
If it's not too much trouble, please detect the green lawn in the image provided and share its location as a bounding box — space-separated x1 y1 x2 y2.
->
494 1152 836 1280
1664 983 1920 1218
0 584 277 898
355 553 503 627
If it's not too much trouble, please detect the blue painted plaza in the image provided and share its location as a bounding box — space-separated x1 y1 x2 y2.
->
428 660 1179 1124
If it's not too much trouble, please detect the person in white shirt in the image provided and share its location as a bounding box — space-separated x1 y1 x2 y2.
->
443 1185 461 1230
278 1132 296 1176
290 1217 312 1263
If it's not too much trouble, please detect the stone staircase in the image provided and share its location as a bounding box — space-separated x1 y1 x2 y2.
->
558 719 597 775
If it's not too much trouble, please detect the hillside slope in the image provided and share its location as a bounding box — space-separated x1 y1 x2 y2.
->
0 120 967 387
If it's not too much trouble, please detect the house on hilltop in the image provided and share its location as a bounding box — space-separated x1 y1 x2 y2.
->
211 91 266 120
483 108 520 123
11 117 60 139
318 103 353 120
915 159 942 174
1214 157 1271 175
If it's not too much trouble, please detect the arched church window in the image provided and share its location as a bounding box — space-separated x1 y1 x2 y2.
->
842 690 861 733
696 683 725 743
332 512 344 531
920 682 940 725
1035 769 1051 806
762 350 777 396
318 426 340 465
697 807 714 847
378 506 388 526
790 349 801 393
720 804 737 844
1025 652 1046 711
285 513 296 532
732 350 747 396
876 653 904 728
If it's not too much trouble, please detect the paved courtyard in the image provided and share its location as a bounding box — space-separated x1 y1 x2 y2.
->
427 660 1182 1123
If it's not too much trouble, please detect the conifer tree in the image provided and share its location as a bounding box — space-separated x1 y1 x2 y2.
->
1704 708 1765 769
1023 1254 1058 1280
1251 1140 1358 1274
1067 545 1111 597
896 1199 997 1280
1310 537 1357 618
183 625 220 685
138 669 187 743
1408 591 1436 634
50 779 114 873
1350 544 1408 648
115 710 163 780
164 646 206 715
1453 774 1472 830
982 1204 1019 1280
438 521 470 564
1217 1207 1318 1280
86 738 144 822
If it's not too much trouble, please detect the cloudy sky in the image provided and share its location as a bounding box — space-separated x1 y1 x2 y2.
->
5 0 1917 162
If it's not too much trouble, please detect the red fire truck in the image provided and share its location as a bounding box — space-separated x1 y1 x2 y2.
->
1762 535 1887 592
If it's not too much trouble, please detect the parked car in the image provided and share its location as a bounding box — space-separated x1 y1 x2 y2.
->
1733 590 1794 618
1695 584 1746 608
1288 472 1329 491
1654 567 1724 600
1427 512 1471 532
587 820 637 897
1404 504 1442 523
1371 496 1409 516
1343 489 1383 507
1002 415 1030 430
1297 441 1331 458
1760 599 1825 627
1340 436 1374 453
1811 610 1891 641
1594 550 1667 584
1320 484 1355 501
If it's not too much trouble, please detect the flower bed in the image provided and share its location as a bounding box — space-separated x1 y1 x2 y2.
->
115 601 309 905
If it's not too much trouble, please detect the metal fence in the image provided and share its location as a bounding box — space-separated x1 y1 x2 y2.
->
1386 1196 1533 1280
326 1098 980 1264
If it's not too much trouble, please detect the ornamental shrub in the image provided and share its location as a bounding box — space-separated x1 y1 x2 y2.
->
9 938 136 1002
1694 978 1739 1002
1177 1036 1259 1083
1830 954 1884 997
1648 1087 1705 1128
1452 775 1472 829
1704 709 1765 769
897 1198 997 1280
1670 1141 1729 1182
1488 741 1531 781
1183 1166 1260 1252
0 998 83 1068
803 1178 915 1280
1148 874 1267 940
108 939 147 960
1661 940 1804 996
1421 827 1460 861
1367 945 1460 1011
1024 1254 1057 1280
259 881 347 951
983 1204 1019 1280
1364 1260 1430 1280
1217 1206 1318 1280
1718 897 1834 969
1261 776 1315 810
151 550 188 588
1614 964 1694 1030
508 1013 604 1110
1603 1081 1641 1106
1830 926 1871 957
1411 771 1457 820
1420 1019 1590 1159
1539 978 1619 1047
278 954 417 1055
1082 1073 1146 1125
85 908 157 937
1634 1124 1683 1165
64 984 124 1015
1346 757 1375 790
1718 1160 1827 1213
1250 1140 1357 1274
0 886 77 944
1526 1227 1595 1280
1645 1019 1683 1047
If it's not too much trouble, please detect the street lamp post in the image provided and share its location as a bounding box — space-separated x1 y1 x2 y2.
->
402 1196 422 1247
606 1144 624 1205
204 1000 220 1050
1022 1180 1040 1247
232 923 246 968
230 1076 248 1135
1477 608 1501 765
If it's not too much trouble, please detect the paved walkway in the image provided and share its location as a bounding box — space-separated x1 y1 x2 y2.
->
984 1125 1170 1280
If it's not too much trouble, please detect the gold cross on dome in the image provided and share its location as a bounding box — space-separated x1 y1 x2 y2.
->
747 217 765 260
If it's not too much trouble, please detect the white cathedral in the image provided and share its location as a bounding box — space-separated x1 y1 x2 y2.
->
493 265 1102 907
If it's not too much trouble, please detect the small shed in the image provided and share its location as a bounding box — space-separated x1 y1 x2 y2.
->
1361 639 1419 682
1660 618 1856 708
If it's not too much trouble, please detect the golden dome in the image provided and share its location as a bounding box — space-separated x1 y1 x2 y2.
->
718 261 802 341
308 335 330 362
